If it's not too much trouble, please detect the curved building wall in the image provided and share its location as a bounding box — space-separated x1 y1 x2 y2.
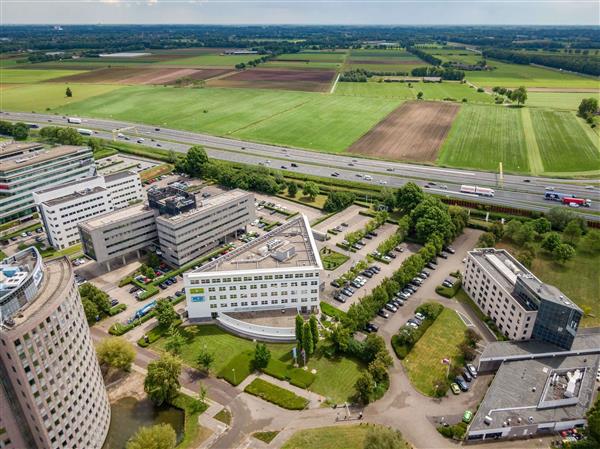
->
0 257 110 449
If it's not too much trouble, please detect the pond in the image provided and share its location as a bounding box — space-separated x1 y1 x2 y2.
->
102 396 184 449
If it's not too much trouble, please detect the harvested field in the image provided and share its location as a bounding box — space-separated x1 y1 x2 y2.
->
348 101 459 162
48 67 230 85
208 68 336 92
349 59 422 65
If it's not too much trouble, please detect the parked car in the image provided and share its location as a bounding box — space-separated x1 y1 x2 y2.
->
291 163 298 167
334 293 346 303
405 285 417 294
390 299 404 307
397 292 409 300
444 246 456 254
110 299 119 307
439 252 449 259
466 364 478 378
415 312 425 321
384 303 397 313
365 323 379 333
377 309 390 319
462 369 473 382
426 262 437 270
450 383 461 395
361 270 373 278
455 376 469 391
331 280 341 288
463 410 473 424
407 318 420 327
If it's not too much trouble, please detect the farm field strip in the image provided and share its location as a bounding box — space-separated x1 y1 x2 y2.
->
529 109 600 173
438 104 530 173
348 101 459 162
0 68 89 83
207 67 336 92
526 91 600 110
520 108 545 176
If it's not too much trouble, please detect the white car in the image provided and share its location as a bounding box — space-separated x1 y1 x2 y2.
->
378 180 387 185
545 186 554 191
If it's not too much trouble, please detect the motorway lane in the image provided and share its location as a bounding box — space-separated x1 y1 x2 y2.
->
4 111 599 219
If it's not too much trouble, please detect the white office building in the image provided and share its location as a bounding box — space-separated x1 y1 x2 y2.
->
33 171 142 250
185 214 322 320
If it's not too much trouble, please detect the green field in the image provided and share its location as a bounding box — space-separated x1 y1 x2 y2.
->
438 104 529 173
423 48 482 65
466 60 599 89
0 68 87 83
402 308 467 397
56 85 400 152
158 54 260 67
527 92 600 110
529 109 600 173
281 425 410 449
305 346 364 402
265 60 342 70
0 83 125 111
276 51 346 62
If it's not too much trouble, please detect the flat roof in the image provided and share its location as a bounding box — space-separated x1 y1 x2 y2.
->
80 202 154 230
104 170 137 183
155 189 251 224
0 142 43 159
12 257 70 326
191 214 322 274
35 175 102 195
43 186 106 207
480 331 600 362
470 353 599 432
0 145 91 171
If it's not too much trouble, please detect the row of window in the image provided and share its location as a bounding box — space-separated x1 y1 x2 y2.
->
208 297 318 309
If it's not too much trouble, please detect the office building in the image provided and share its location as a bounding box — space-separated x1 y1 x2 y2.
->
464 248 582 349
150 187 254 266
0 143 95 224
79 203 158 268
79 187 254 269
33 172 142 250
185 214 322 320
468 332 600 442
0 247 110 449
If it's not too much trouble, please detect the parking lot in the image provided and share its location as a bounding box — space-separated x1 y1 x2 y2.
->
253 192 325 223
96 154 158 175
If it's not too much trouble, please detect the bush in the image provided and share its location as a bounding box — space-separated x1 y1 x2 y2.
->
244 378 309 410
435 279 462 298
320 302 347 321
119 276 133 287
108 303 127 316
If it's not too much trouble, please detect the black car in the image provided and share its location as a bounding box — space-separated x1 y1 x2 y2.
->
439 252 449 259
455 376 469 391
426 262 437 270
362 271 373 278
291 163 298 167
331 280 341 288
129 286 140 294
462 369 473 382
444 246 456 254
334 293 346 303
159 283 167 290
365 323 379 333
377 309 390 319
110 299 119 307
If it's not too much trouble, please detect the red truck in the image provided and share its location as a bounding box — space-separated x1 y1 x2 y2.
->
562 197 592 207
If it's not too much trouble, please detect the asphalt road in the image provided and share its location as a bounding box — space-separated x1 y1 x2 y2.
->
4 111 599 221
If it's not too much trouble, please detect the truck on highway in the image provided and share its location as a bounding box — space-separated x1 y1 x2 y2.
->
544 191 575 202
76 128 93 136
67 117 82 124
562 197 592 207
460 185 495 197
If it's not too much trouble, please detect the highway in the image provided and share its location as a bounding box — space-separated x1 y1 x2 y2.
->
3 111 599 221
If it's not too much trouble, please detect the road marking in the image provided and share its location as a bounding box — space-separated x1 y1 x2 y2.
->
456 311 474 327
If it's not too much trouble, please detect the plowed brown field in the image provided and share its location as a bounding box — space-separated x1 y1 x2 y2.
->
208 68 336 92
348 101 460 162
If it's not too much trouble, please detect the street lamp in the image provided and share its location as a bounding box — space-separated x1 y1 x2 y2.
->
232 368 236 385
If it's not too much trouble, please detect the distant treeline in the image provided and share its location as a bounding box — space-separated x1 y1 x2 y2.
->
406 46 441 66
483 48 600 76
339 68 408 82
411 66 465 80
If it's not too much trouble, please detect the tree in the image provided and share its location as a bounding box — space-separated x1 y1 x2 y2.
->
302 322 314 357
477 232 497 248
411 197 455 243
323 191 355 212
309 315 319 349
580 230 600 254
546 207 576 231
563 219 583 246
396 182 424 213
380 188 397 211
354 372 375 404
126 423 176 449
510 86 527 105
416 91 423 100
295 314 304 350
144 353 181 406
164 325 185 356
254 343 271 369
147 252 160 269
197 348 215 373
167 150 177 164
287 182 298 197
329 325 351 353
179 145 209 177
513 222 536 247
11 122 29 141
363 334 387 363
82 298 99 323
65 87 72 97
541 232 561 253
532 217 551 234
39 126 84 145
96 337 136 371
578 97 598 119
490 222 505 240
553 243 575 264
504 219 522 240
363 426 406 449
368 358 388 384
302 181 319 201
154 299 178 329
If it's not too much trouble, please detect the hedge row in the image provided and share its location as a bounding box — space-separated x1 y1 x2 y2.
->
244 378 309 410
262 358 315 389
435 279 462 298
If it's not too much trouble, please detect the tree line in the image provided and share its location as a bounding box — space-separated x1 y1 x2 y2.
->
0 121 30 141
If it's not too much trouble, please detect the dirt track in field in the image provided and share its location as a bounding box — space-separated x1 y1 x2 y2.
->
348 101 460 162
208 68 336 92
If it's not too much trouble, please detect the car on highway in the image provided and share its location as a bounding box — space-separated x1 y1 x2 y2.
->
291 163 298 167
281 165 288 169
386 168 394 172
331 172 340 177
450 383 461 395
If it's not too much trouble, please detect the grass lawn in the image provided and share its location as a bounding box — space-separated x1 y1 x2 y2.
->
139 163 174 182
466 59 599 89
0 68 87 83
438 104 529 173
527 92 600 111
281 190 328 209
244 378 309 410
253 431 280 444
0 83 124 111
402 307 467 397
496 241 600 328
56 85 401 152
319 247 350 271
529 109 600 174
153 324 293 374
281 424 411 449
213 408 232 425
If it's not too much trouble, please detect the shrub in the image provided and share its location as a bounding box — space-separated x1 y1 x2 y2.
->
244 378 309 410
108 303 127 316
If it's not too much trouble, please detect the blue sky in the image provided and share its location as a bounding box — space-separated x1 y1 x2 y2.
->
2 0 599 25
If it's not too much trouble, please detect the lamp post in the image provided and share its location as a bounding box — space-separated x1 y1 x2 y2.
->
232 368 236 385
